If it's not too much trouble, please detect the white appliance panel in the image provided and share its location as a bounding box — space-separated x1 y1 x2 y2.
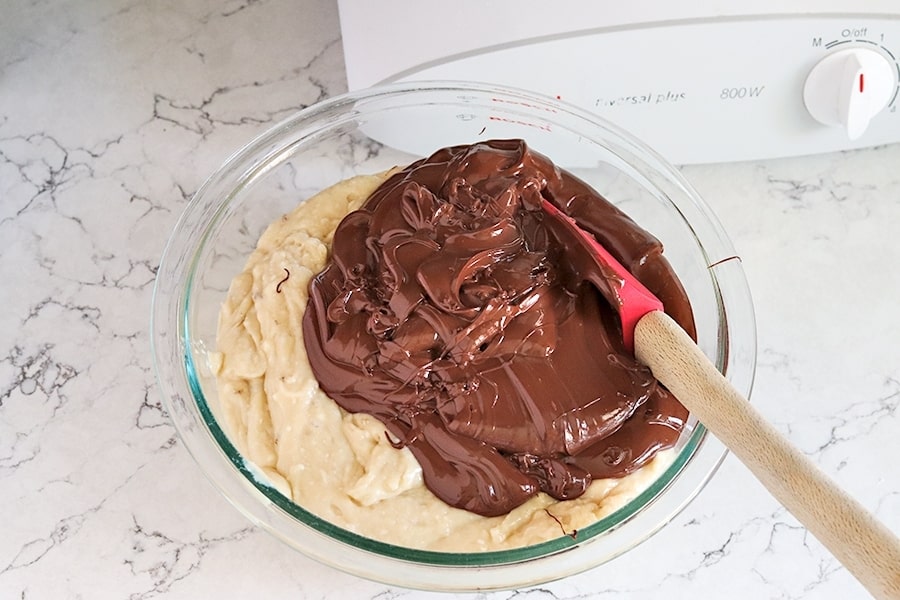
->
339 5 900 163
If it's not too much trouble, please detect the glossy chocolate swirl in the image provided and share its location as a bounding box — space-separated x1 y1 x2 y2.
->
302 139 695 517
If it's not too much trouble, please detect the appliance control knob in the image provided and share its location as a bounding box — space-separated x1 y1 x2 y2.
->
803 47 896 140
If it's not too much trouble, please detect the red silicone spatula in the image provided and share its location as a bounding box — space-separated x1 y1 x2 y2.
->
542 199 900 600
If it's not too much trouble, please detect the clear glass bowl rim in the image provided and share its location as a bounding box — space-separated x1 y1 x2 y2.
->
151 80 757 591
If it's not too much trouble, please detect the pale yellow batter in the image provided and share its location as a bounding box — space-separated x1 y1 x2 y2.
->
211 171 674 551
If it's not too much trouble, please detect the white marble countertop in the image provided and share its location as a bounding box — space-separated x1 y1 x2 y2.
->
3 1 899 598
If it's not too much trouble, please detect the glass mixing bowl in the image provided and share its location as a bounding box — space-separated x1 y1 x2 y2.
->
151 81 756 592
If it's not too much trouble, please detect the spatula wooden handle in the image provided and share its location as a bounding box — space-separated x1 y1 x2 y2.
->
635 310 900 600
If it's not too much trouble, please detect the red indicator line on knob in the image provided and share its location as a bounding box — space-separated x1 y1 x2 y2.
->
860 72 865 93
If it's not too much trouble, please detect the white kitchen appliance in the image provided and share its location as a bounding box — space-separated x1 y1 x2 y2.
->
337 2 900 163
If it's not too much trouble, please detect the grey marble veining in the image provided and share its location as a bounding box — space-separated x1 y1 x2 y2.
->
2 1 899 598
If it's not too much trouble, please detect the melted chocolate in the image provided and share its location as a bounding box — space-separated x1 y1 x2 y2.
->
302 140 695 517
